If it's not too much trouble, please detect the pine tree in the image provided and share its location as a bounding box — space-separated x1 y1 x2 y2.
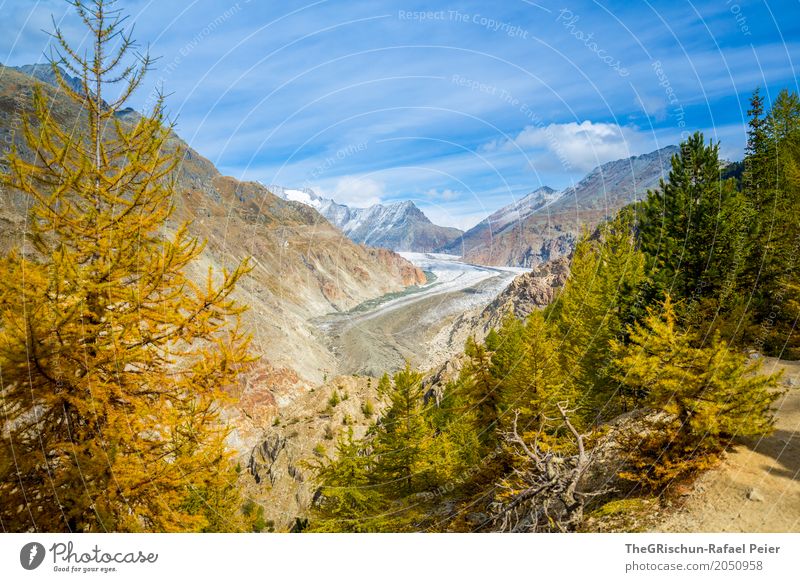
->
744 88 770 209
547 211 645 418
0 0 252 532
431 386 482 473
751 90 800 356
491 311 565 433
766 90 800 144
459 336 501 448
372 364 431 495
638 132 750 335
309 428 387 533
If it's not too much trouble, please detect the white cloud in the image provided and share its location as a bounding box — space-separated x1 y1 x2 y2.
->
504 121 651 172
316 176 385 208
425 188 461 201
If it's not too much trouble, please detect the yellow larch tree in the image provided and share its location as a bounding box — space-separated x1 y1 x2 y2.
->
0 0 253 532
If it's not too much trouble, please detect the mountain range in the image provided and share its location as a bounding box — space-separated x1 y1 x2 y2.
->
439 145 679 266
272 146 678 267
0 61 681 455
268 185 463 252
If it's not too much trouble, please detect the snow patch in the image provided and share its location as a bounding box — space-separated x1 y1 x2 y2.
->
284 188 322 209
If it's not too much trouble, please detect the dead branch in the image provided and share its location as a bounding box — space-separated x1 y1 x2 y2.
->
491 405 609 532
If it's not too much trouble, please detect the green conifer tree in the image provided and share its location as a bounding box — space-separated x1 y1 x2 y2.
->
613 297 780 451
638 132 750 336
547 212 645 418
309 428 388 533
372 364 431 494
459 337 501 448
751 90 800 356
491 311 565 432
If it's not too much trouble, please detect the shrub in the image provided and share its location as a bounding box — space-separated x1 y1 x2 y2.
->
361 399 375 418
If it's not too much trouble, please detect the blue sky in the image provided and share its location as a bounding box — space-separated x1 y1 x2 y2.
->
1 0 798 229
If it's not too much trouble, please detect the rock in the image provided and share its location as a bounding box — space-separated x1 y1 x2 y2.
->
287 464 304 483
248 433 289 485
746 488 765 502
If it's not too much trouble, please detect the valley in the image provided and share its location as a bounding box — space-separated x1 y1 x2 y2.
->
313 253 528 376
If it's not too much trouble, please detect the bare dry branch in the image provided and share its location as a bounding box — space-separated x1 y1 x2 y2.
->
491 406 610 532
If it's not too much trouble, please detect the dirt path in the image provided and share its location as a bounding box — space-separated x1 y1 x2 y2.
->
658 357 800 532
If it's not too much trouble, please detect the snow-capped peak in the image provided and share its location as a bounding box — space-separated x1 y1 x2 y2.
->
265 184 461 252
484 186 562 231
267 185 326 209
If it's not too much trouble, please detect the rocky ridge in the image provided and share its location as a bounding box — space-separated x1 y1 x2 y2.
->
439 146 678 267
269 185 463 252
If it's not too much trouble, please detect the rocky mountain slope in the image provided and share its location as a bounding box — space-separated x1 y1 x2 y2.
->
269 185 462 252
3 62 86 96
440 146 678 267
242 374 382 529
0 64 425 439
477 186 560 233
247 257 570 529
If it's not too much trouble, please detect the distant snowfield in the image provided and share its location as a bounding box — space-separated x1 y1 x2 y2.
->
400 252 529 285
282 188 322 209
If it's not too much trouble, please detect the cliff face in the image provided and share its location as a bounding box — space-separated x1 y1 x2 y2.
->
432 258 570 356
366 247 428 286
